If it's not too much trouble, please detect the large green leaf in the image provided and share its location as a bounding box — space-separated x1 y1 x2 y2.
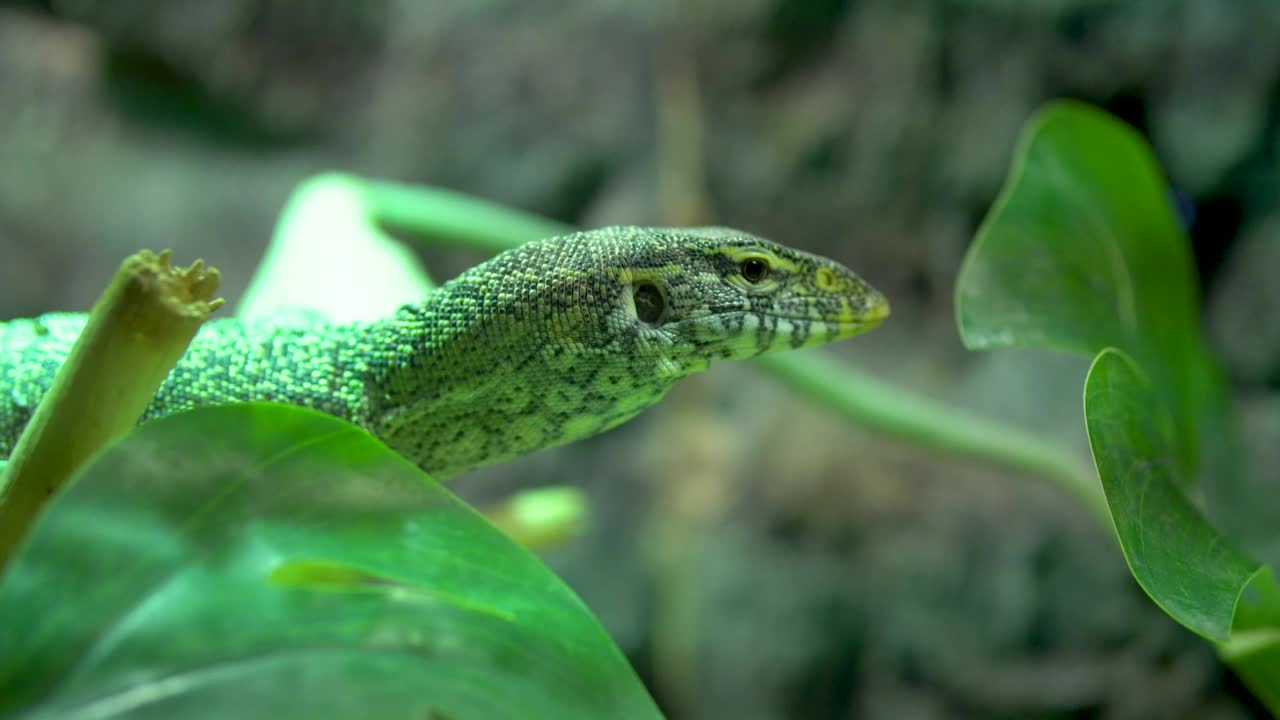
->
955 100 1280 708
1222 570 1280 713
1084 350 1280 715
955 100 1227 484
1083 349 1262 642
0 404 661 720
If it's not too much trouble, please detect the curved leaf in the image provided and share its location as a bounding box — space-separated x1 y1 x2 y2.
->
0 404 660 720
957 100 1280 706
955 100 1226 482
1084 349 1261 642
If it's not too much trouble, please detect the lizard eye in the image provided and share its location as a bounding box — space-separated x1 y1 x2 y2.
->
633 282 667 325
740 257 770 283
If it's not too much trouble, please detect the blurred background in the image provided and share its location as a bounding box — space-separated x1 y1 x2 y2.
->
1 1 1277 718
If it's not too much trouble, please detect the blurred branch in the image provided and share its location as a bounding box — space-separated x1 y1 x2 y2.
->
754 352 1107 524
656 37 712 226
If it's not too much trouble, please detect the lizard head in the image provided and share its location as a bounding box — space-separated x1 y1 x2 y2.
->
600 226 889 376
360 225 888 478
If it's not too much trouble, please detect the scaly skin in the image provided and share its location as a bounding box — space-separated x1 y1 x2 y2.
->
0 227 888 478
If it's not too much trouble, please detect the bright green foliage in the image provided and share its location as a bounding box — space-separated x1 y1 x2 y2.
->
1222 574 1280 712
956 101 1228 486
1083 349 1262 641
0 404 662 720
956 100 1280 712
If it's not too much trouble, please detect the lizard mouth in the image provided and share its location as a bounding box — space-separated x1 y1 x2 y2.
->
765 291 891 331
690 292 890 343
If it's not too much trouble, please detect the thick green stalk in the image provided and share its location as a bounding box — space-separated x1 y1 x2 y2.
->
363 178 572 253
0 251 222 568
754 352 1106 523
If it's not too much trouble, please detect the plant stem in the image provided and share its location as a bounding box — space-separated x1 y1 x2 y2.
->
363 178 572 253
0 251 222 569
754 352 1109 524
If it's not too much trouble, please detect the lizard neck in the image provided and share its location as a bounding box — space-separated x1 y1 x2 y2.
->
145 316 372 423
357 272 689 479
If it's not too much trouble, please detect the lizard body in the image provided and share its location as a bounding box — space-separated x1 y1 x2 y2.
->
0 227 887 478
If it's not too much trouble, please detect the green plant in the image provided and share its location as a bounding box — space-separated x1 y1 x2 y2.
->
0 404 661 719
955 100 1280 712
2 101 1277 717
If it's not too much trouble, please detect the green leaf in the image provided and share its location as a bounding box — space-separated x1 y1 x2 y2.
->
0 404 661 720
1222 571 1280 714
1083 349 1261 642
956 100 1279 703
955 100 1226 483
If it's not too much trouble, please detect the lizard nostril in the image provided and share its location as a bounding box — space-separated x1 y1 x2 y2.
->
815 267 839 291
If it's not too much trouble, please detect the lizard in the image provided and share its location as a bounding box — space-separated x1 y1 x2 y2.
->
0 225 888 480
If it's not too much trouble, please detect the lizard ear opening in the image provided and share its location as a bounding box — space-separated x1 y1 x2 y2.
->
633 281 667 326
